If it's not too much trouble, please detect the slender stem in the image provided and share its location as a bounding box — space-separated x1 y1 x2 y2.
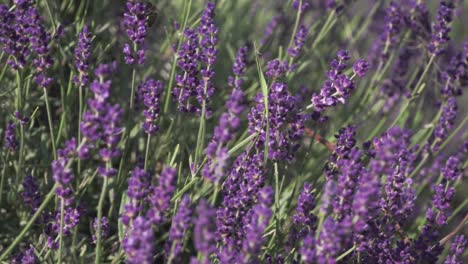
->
144 134 151 170
57 198 65 263
311 11 335 49
78 85 83 175
336 245 356 261
0 153 10 208
95 176 109 264
42 0 56 32
43 88 57 160
163 0 193 113
390 56 435 128
439 214 468 245
129 66 136 109
287 0 302 52
0 184 58 261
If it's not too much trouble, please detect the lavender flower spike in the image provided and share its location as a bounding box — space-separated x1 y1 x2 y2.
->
4 122 18 152
74 25 92 87
166 195 193 263
123 216 155 264
428 1 455 56
140 79 163 134
123 1 150 65
444 235 467 264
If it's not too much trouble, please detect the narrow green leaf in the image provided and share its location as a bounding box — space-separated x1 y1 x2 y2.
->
254 42 269 164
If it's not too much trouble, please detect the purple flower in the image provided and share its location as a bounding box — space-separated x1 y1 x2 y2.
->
444 235 466 264
11 245 37 264
193 200 217 264
248 81 304 161
428 1 455 55
261 15 283 45
147 166 177 225
369 1 406 65
439 40 467 97
301 234 316 264
172 2 218 115
240 187 273 263
93 217 110 243
73 25 92 87
52 138 77 199
314 216 353 264
216 152 265 259
353 59 370 77
291 183 317 243
228 45 249 88
202 46 248 182
432 97 457 151
21 175 41 212
265 59 288 78
172 28 200 113
140 79 163 134
123 216 155 264
288 25 308 57
311 51 368 116
413 155 461 262
122 167 151 226
292 0 311 12
166 195 193 262
4 122 18 152
122 1 150 65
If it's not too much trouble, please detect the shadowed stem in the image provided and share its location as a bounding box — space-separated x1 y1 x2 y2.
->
43 88 57 160
144 134 151 170
95 175 109 263
0 153 10 208
57 197 65 263
439 214 468 245
0 184 58 261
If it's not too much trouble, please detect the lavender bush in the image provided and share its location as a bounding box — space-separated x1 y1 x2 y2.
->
0 0 467 263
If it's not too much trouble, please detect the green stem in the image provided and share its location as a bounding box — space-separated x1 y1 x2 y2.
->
78 85 83 175
0 184 58 261
163 0 193 113
129 66 136 109
57 198 65 263
390 55 435 128
144 134 151 170
311 11 335 49
43 88 57 160
42 0 56 32
0 153 10 208
336 245 356 261
95 176 108 264
287 1 302 52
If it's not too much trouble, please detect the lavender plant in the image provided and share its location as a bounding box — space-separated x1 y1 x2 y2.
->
0 0 467 263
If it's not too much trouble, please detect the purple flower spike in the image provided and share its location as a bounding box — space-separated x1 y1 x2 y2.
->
203 45 248 182
140 79 163 134
11 245 37 264
240 187 273 263
311 51 368 117
123 1 150 65
74 25 92 87
166 195 193 263
123 216 155 264
193 200 217 263
428 1 455 56
21 175 41 212
93 217 110 243
288 25 308 57
353 59 370 77
147 166 177 225
4 122 18 152
122 167 151 226
444 235 466 264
